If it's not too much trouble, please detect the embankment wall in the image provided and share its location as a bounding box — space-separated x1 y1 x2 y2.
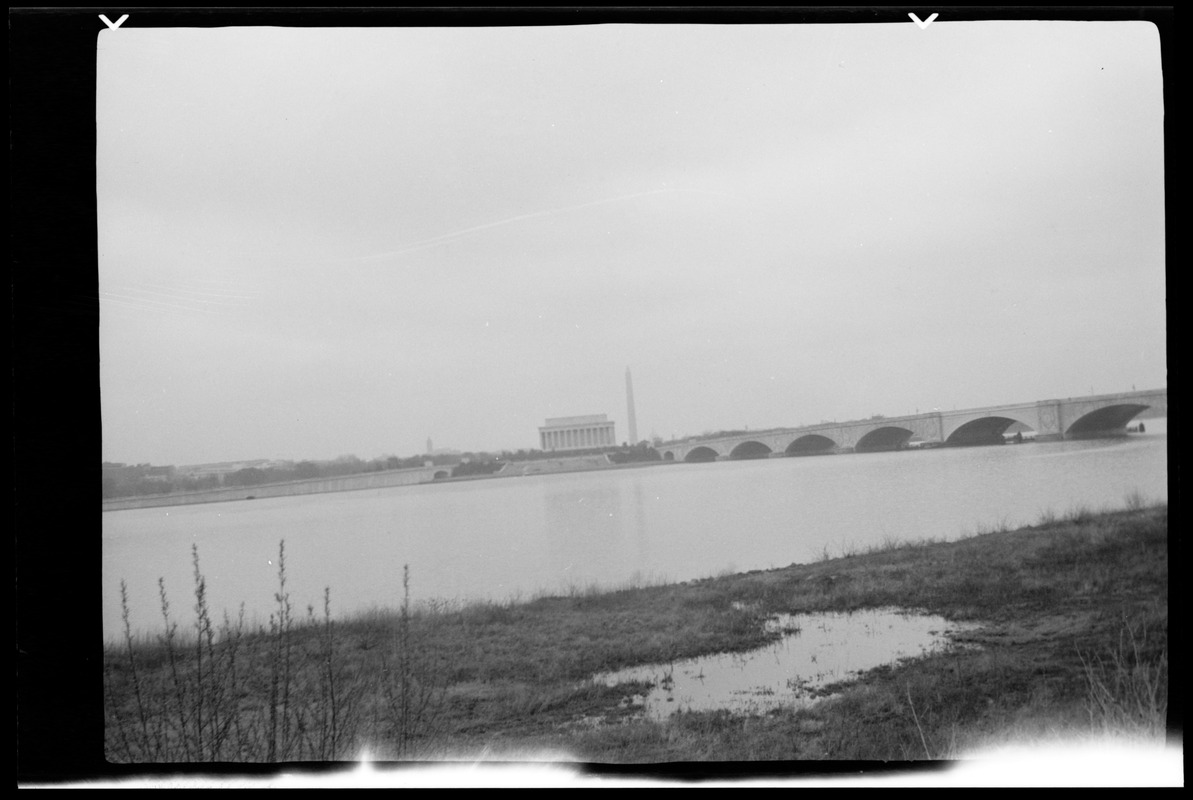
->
497 454 613 476
101 466 442 512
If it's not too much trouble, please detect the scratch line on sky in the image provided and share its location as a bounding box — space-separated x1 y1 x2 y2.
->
352 187 732 264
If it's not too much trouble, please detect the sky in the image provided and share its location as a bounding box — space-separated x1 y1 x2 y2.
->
97 19 1166 466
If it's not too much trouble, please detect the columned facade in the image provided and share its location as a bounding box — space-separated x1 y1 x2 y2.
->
539 414 616 452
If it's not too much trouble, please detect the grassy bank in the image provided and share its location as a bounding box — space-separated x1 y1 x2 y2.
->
104 502 1169 764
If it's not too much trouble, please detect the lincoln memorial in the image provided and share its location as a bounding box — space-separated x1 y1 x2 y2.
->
539 414 617 451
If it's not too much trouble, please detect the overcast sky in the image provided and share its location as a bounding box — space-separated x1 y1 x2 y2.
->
97 20 1165 466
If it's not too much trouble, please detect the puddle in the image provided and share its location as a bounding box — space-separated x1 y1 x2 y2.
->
594 608 980 721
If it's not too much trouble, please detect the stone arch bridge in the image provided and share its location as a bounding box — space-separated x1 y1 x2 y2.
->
658 388 1166 463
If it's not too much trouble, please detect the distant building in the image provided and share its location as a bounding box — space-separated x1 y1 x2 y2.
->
176 459 275 480
142 465 175 483
539 414 616 451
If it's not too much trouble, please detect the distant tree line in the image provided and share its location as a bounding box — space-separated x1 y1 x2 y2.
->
102 442 665 499
495 441 659 463
688 427 788 442
606 441 662 464
448 459 505 478
102 454 468 499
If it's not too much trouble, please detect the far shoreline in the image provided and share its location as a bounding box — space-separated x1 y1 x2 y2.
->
102 419 1165 512
101 454 676 512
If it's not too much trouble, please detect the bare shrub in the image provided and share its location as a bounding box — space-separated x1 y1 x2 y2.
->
104 541 439 763
378 564 449 759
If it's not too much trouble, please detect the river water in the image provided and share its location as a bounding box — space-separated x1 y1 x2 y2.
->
103 421 1167 641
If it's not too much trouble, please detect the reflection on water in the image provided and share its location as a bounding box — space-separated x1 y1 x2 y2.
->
542 478 654 586
104 422 1166 640
595 609 980 720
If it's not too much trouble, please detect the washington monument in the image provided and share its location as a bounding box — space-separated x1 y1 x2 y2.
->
625 367 638 445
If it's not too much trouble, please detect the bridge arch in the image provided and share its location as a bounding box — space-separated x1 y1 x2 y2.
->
856 426 915 453
729 440 773 460
433 470 450 480
662 451 675 461
1066 403 1151 437
684 445 721 463
946 416 1031 447
785 434 838 456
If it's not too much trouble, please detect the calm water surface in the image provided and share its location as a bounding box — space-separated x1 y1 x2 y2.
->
596 609 981 720
103 422 1167 640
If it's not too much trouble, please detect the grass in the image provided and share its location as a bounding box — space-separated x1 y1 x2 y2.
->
105 500 1170 764
1079 610 1168 742
104 542 446 762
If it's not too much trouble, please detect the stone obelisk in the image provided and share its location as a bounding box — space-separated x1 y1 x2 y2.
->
625 367 638 445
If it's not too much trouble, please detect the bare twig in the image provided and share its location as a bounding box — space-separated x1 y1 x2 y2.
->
906 684 932 759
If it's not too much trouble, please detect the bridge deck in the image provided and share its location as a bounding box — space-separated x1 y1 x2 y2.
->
658 389 1165 459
